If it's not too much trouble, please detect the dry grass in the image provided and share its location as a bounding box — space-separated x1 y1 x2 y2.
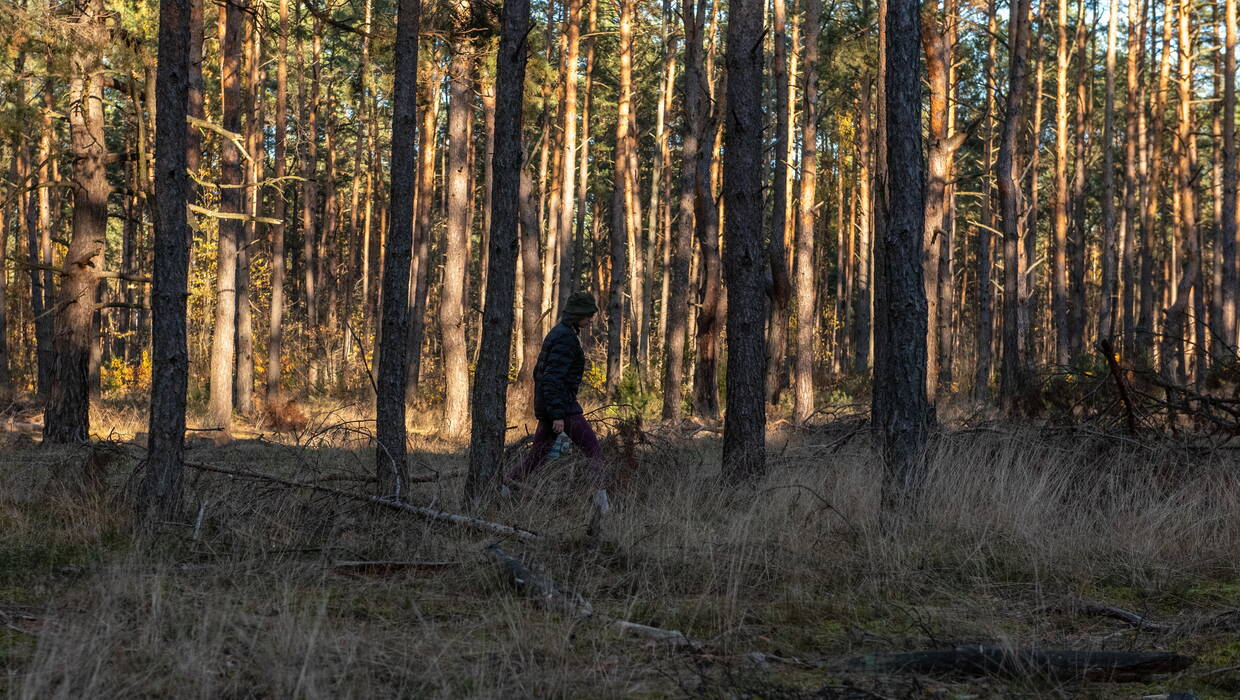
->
0 404 1237 698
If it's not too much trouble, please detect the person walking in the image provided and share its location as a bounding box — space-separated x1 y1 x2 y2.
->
507 292 607 486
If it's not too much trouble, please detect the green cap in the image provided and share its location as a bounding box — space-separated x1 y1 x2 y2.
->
563 291 599 317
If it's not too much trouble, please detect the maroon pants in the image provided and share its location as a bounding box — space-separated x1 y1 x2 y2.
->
508 413 605 484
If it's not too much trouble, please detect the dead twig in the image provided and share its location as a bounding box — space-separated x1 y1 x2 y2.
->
184 461 542 541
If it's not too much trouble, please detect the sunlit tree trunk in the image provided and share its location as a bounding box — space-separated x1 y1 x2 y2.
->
440 6 474 440
852 77 873 374
793 0 820 425
207 0 245 436
1051 0 1071 365
554 0 584 312
921 0 964 399
406 67 440 399
234 13 260 416
297 26 322 392
1160 0 1198 382
267 0 289 404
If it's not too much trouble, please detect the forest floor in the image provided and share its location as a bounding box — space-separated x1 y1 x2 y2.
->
0 398 1237 698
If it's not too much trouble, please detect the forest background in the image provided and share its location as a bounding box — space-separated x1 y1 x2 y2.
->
1 0 1239 696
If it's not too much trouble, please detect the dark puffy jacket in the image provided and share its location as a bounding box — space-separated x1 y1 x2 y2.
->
533 322 585 420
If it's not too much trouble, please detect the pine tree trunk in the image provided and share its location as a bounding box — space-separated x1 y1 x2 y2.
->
516 166 544 413
29 86 55 396
300 28 322 392
1138 4 1173 365
1051 0 1070 365
998 0 1032 410
875 0 929 508
440 14 474 441
234 14 259 416
405 72 439 401
607 0 636 397
375 0 422 496
555 0 584 310
662 0 704 422
142 0 193 519
720 0 766 481
1099 0 1119 342
46 0 109 444
765 0 792 408
1120 0 1144 354
466 0 530 501
1160 0 1198 382
974 0 996 398
267 0 289 404
207 0 245 436
793 0 820 425
1222 0 1238 353
852 78 873 374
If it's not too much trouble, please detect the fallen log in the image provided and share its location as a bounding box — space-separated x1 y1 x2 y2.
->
1054 599 1172 633
487 544 698 648
186 461 541 541
838 645 1193 682
332 560 460 576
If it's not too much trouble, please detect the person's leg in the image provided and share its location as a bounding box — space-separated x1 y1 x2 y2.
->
507 419 556 482
563 413 606 485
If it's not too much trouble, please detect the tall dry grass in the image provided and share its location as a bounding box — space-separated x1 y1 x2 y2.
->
2 418 1237 697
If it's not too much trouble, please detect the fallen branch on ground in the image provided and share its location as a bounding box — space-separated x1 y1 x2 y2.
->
1051 598 1172 633
332 560 460 575
185 461 541 541
837 645 1193 682
487 544 699 648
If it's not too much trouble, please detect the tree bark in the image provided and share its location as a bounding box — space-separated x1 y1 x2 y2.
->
766 0 792 408
466 0 530 502
142 0 193 519
662 0 705 422
853 77 874 375
1099 0 1119 342
793 0 820 425
720 0 766 480
974 0 997 400
554 0 584 311
45 0 109 444
1120 0 1144 355
207 0 245 436
1222 0 1238 353
1051 0 1071 365
234 12 259 416
607 0 636 397
267 0 289 404
440 8 474 441
875 0 929 508
406 68 440 401
375 0 422 496
998 0 1032 410
1160 0 1198 382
